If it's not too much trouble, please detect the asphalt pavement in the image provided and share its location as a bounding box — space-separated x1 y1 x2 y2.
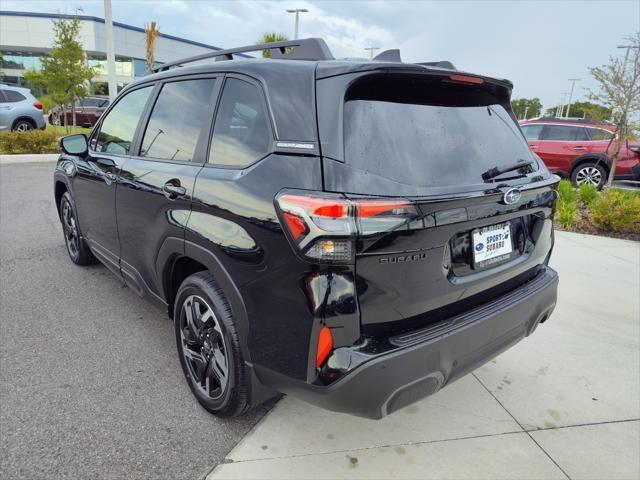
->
0 163 270 480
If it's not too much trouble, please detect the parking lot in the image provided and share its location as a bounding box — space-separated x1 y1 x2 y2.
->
1 162 639 480
0 163 271 480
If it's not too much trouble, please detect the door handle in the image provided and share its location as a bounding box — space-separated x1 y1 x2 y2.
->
528 144 538 149
163 181 187 199
572 146 587 151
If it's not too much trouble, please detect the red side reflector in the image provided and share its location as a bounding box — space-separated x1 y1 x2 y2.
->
33 101 43 110
282 212 308 240
316 326 333 367
448 74 484 85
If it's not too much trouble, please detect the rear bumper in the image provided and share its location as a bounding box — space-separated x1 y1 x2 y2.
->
256 266 558 419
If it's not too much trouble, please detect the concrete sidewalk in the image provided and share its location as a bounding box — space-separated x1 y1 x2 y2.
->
208 231 640 479
0 153 59 164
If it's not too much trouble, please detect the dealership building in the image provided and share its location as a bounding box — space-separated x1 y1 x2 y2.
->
0 11 228 94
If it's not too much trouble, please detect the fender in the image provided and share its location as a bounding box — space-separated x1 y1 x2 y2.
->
570 153 611 173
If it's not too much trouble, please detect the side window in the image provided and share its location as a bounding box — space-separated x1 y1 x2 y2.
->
209 78 272 167
542 125 580 141
575 127 590 141
140 78 216 162
3 90 26 102
587 128 615 141
95 86 152 155
521 124 544 140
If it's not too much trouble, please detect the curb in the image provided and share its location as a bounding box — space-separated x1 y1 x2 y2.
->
0 154 60 164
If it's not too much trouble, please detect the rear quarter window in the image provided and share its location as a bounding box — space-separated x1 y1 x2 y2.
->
2 90 26 102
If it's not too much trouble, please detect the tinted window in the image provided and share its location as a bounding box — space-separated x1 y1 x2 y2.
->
542 125 584 141
95 86 152 155
344 101 536 188
587 128 615 141
141 79 216 162
2 90 26 102
521 124 544 140
209 78 272 167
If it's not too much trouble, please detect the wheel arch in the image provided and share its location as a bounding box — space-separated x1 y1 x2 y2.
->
570 154 611 176
11 116 37 130
157 238 251 361
54 180 69 217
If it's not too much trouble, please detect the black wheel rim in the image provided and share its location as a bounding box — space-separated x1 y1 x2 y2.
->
62 200 79 258
179 295 229 400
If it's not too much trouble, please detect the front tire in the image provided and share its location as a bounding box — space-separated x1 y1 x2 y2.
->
174 272 251 417
571 162 608 190
59 192 97 265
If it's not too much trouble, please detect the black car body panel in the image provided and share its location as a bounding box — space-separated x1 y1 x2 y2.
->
53 46 559 418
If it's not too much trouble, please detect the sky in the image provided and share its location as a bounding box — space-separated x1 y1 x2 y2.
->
2 0 639 110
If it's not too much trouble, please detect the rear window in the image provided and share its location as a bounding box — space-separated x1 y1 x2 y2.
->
344 96 537 189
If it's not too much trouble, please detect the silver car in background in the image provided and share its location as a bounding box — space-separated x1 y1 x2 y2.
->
0 85 47 132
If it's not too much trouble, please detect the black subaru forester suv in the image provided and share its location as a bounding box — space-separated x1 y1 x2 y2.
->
54 39 559 419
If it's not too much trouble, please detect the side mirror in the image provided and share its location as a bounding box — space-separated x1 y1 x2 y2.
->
60 134 88 156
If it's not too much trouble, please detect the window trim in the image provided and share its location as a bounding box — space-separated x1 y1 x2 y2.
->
89 82 158 159
131 74 221 166
204 73 276 170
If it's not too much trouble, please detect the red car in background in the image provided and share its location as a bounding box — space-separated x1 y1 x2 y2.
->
48 96 109 128
520 118 640 189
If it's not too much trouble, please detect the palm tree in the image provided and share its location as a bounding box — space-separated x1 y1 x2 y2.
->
144 22 160 72
258 32 288 58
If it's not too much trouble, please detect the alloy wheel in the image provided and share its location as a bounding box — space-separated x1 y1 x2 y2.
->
575 166 602 187
62 200 80 258
179 295 229 400
15 121 33 132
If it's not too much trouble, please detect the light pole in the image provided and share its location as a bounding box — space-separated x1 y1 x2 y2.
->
556 92 568 117
286 8 308 40
565 78 581 118
104 0 117 102
364 47 380 59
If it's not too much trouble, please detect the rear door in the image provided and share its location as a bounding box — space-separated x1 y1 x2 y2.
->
537 124 590 173
116 76 220 303
317 70 558 332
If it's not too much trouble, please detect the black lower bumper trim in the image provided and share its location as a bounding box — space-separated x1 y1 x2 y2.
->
255 266 559 419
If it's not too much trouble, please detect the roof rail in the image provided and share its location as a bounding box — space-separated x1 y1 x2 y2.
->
417 61 457 70
152 38 334 73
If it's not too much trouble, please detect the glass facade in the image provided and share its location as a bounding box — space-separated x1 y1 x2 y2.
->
87 55 133 77
0 51 45 70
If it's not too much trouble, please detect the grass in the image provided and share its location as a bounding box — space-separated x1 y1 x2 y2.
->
46 124 93 138
0 124 93 155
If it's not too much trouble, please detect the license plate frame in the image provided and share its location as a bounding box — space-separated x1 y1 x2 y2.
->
472 222 513 267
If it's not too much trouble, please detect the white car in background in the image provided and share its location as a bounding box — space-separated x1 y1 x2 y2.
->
0 84 47 131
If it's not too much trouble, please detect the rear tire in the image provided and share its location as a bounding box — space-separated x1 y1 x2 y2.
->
12 119 35 132
571 162 607 190
59 192 97 266
174 272 251 417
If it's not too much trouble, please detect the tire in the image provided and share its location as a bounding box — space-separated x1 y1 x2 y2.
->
571 162 608 190
59 192 98 266
12 119 35 132
174 272 250 417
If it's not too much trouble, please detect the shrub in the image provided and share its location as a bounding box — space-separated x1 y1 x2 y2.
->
579 183 598 210
0 130 60 154
556 180 579 228
592 189 640 233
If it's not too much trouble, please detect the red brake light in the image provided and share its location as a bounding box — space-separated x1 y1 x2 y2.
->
356 200 411 217
448 74 484 85
278 195 348 218
33 101 43 110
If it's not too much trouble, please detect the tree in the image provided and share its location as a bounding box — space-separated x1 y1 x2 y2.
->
144 22 160 72
23 16 95 132
588 32 640 187
511 98 542 119
257 32 288 58
543 101 613 122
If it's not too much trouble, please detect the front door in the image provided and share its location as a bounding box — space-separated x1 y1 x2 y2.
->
73 85 154 273
116 77 219 303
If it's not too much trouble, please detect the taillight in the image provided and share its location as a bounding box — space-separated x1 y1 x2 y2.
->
275 191 419 263
33 101 43 110
447 74 484 85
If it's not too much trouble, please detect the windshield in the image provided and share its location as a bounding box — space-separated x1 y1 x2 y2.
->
343 100 538 189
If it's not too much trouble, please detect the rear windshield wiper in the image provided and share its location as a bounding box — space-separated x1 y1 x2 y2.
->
482 159 534 182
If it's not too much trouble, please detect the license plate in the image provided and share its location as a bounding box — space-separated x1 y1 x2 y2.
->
472 222 512 265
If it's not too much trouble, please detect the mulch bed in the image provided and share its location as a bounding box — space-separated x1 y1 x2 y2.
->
556 203 640 241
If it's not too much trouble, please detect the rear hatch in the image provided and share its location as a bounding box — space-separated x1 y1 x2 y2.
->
316 67 558 334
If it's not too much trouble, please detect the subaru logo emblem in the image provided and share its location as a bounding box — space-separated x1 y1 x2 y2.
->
503 188 521 205
475 243 484 252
